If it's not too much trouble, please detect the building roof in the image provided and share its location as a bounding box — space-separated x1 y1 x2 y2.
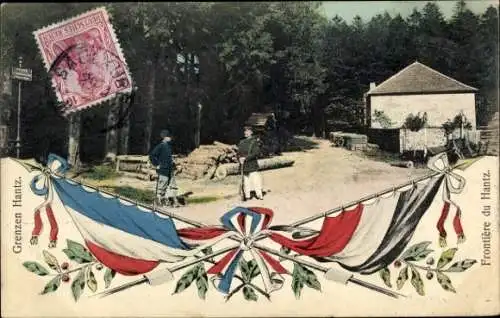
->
245 112 274 127
367 61 478 96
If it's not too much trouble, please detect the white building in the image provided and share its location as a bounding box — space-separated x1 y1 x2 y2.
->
365 61 478 153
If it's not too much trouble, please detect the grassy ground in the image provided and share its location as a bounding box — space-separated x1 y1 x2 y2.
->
79 165 119 180
77 164 223 205
101 185 221 206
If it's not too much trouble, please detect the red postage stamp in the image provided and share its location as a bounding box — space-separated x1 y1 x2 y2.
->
33 7 132 114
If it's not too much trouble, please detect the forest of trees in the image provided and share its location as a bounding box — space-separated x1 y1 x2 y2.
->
0 1 498 163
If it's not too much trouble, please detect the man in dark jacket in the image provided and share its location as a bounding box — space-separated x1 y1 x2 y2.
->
149 129 179 207
237 126 263 200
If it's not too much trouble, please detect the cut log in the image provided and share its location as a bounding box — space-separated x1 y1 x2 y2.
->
119 161 149 172
116 155 149 163
182 157 216 165
213 141 233 148
215 166 229 180
119 171 154 181
390 161 414 169
214 157 295 180
205 166 218 180
217 152 227 163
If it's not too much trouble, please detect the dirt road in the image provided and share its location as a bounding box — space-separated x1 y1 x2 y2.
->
154 137 431 226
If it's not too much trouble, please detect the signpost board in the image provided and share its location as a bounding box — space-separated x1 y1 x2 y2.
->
11 67 32 82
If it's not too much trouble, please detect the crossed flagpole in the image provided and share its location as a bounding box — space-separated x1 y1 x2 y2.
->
13 155 477 300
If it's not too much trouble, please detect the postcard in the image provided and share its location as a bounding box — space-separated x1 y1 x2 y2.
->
1 2 498 317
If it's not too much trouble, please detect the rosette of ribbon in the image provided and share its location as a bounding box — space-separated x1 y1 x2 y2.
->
176 207 288 295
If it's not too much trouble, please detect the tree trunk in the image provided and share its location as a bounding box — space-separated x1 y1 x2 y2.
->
311 102 324 138
105 97 120 160
118 105 130 155
144 61 156 154
194 103 201 149
185 53 194 151
67 112 81 169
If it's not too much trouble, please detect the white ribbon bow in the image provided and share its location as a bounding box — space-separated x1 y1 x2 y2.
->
427 152 466 202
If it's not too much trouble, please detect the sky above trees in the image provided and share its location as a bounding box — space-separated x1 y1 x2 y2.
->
321 1 497 22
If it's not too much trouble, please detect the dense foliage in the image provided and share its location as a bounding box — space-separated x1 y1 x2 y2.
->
0 1 498 161
403 112 429 132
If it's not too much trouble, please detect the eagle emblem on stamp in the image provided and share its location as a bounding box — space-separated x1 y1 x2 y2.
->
33 7 132 114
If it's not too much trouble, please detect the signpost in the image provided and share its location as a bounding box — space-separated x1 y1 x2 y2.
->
11 56 32 158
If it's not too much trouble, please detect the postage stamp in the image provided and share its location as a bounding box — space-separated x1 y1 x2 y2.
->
33 7 132 114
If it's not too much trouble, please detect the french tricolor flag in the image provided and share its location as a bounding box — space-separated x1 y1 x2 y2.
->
29 155 221 276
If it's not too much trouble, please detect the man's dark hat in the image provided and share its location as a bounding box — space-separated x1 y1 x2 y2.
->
160 129 171 138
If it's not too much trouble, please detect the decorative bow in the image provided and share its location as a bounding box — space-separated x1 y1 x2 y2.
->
427 153 467 246
204 207 288 295
29 154 70 247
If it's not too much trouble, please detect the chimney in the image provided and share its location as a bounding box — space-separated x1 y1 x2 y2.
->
370 82 376 90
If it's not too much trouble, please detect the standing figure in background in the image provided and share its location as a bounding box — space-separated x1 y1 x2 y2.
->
149 129 180 207
237 126 263 201
166 162 180 207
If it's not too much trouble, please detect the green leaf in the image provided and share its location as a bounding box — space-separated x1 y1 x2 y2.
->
196 265 208 300
410 267 425 296
396 266 409 290
239 260 250 282
247 259 260 280
42 250 61 273
67 239 87 253
379 267 392 288
71 269 86 301
173 266 198 294
446 259 477 272
242 286 258 301
41 275 61 295
65 240 94 263
86 267 98 293
400 241 433 261
291 263 304 299
410 249 434 261
436 272 456 293
23 261 50 276
437 248 458 269
104 268 116 289
62 248 93 264
302 265 321 291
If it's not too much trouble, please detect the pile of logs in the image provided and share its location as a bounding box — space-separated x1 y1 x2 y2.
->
114 141 294 181
175 142 239 180
330 131 368 151
115 142 239 181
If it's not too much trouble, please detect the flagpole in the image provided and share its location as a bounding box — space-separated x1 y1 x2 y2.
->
253 243 405 299
95 244 239 298
287 157 475 228
287 170 441 228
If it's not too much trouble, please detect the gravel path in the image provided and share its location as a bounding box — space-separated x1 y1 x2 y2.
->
146 137 432 226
